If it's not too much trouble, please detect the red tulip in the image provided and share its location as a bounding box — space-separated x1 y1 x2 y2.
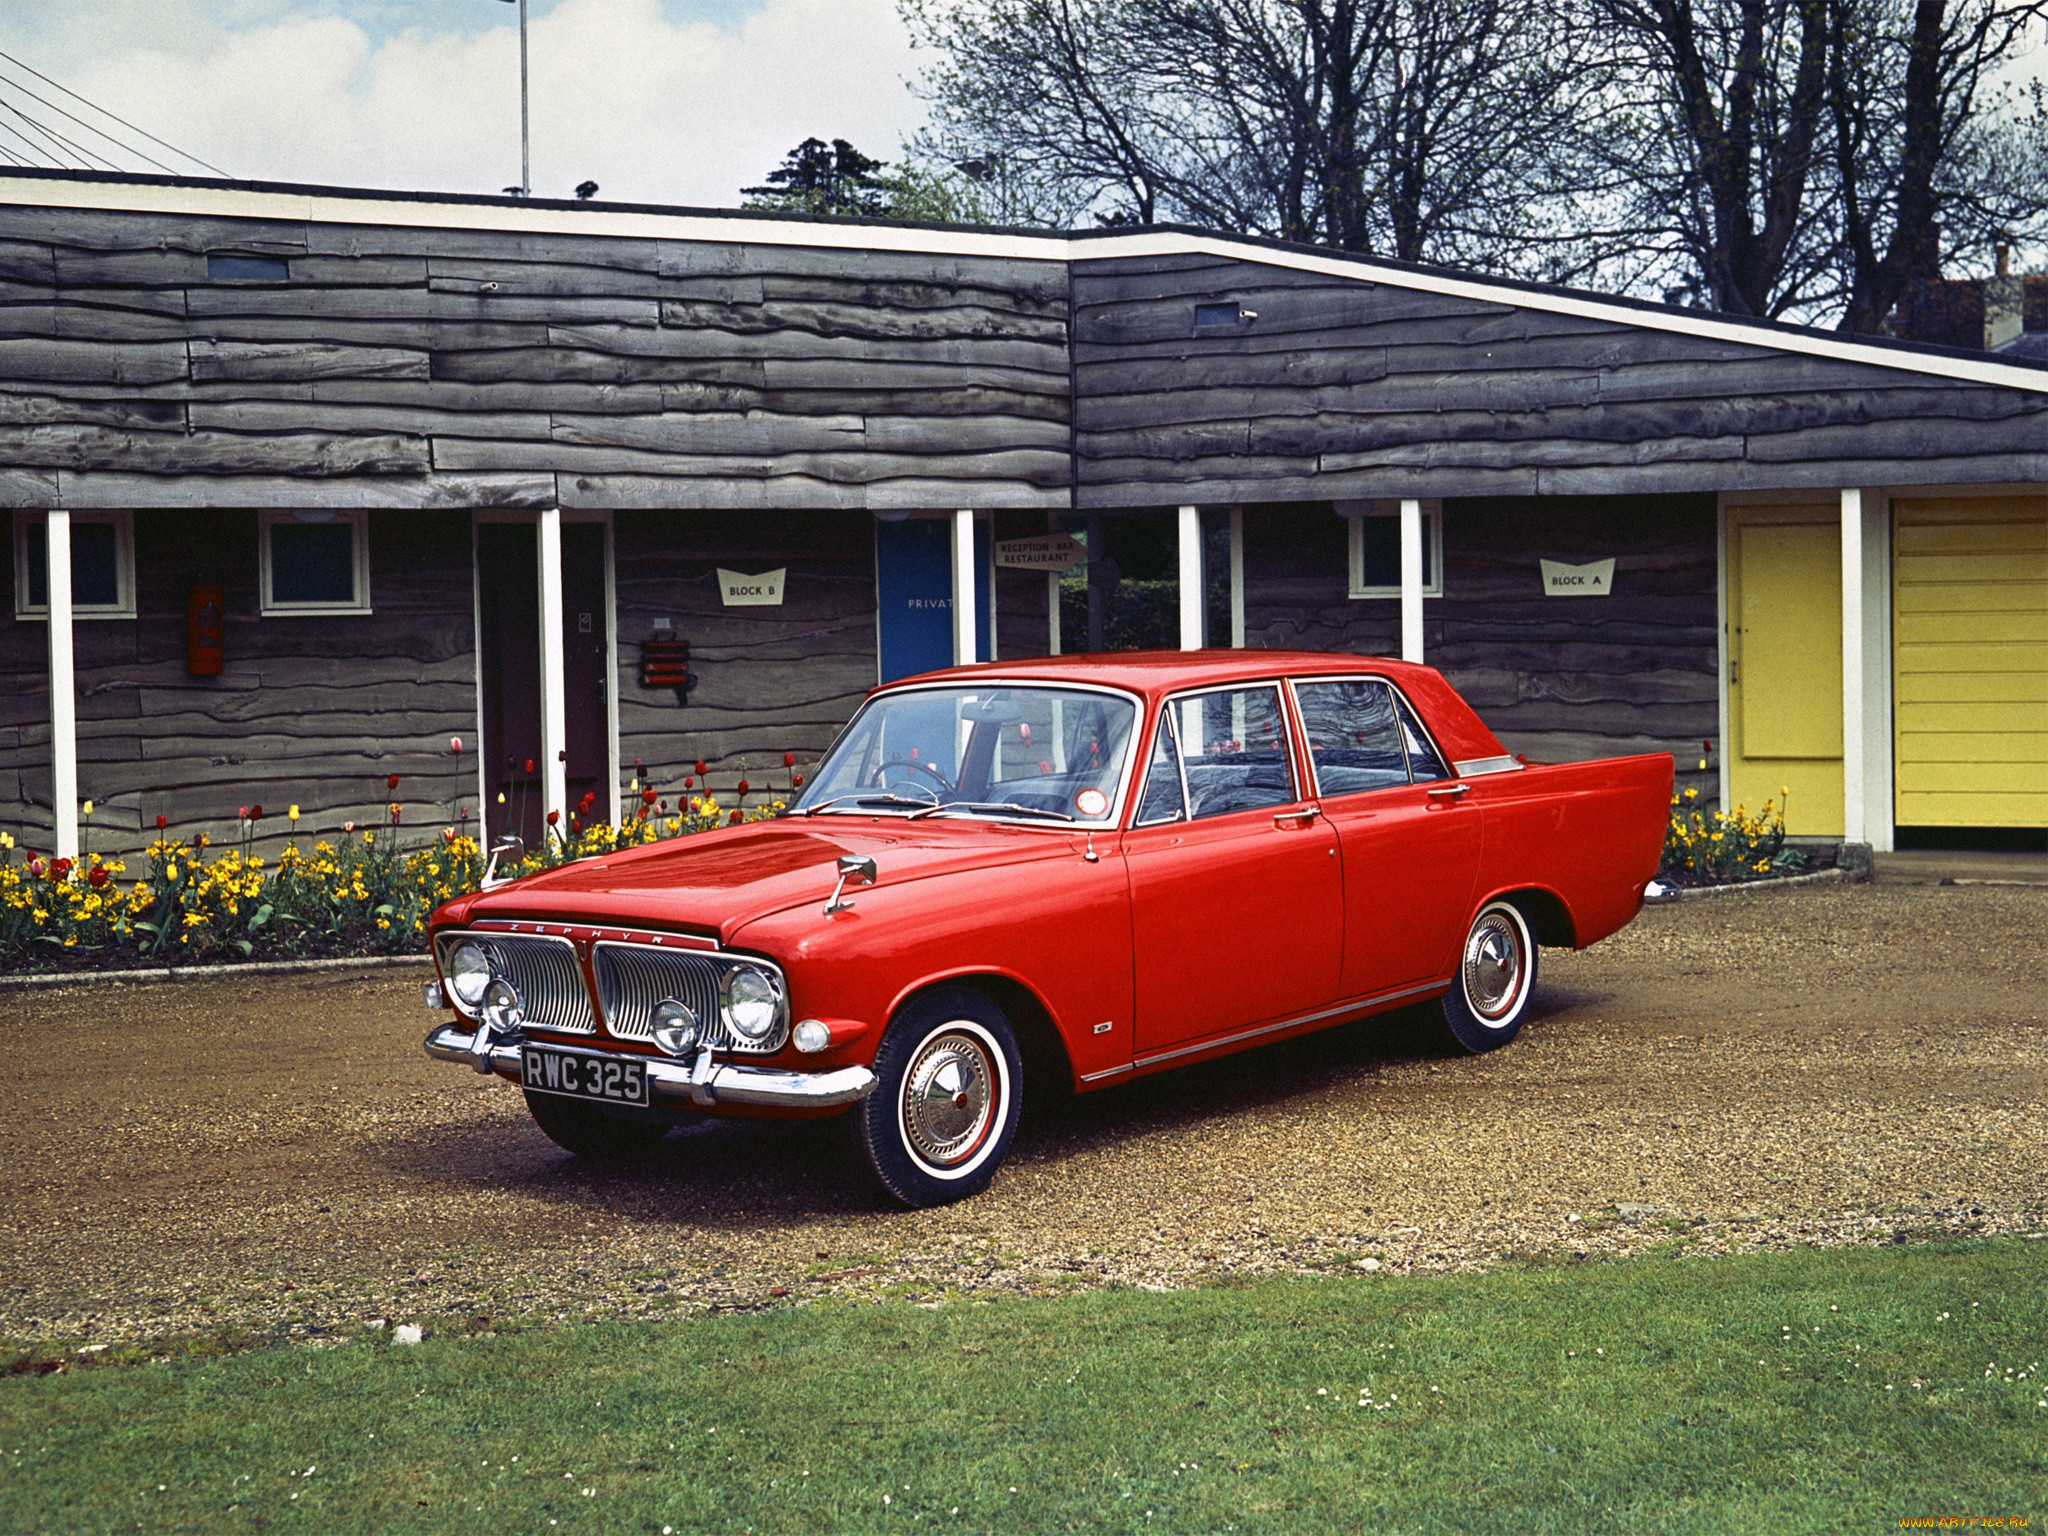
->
783 752 795 767
155 813 167 831
442 828 457 843
248 804 263 821
695 761 708 776
727 810 743 825
546 810 560 826
792 774 803 787
683 776 693 789
737 779 750 795
237 806 249 820
459 807 469 821
88 865 110 889
524 759 536 774
450 736 464 754
387 774 400 790
642 788 657 805
342 821 355 834
50 857 71 880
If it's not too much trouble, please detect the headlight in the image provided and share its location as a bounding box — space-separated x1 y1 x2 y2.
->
446 941 491 1008
651 999 701 1057
720 964 785 1044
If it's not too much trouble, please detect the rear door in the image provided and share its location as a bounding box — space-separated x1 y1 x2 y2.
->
1292 677 1483 997
1123 683 1344 1057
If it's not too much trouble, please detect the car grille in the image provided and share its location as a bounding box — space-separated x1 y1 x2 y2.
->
444 934 593 1034
592 942 779 1054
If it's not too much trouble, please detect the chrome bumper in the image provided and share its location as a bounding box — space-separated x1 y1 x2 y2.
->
422 1021 878 1109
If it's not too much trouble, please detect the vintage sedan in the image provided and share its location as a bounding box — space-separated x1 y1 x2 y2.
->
422 652 1673 1207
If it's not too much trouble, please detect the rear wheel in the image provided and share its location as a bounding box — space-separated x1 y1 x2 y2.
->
524 1091 672 1158
850 987 1022 1208
1440 899 1538 1053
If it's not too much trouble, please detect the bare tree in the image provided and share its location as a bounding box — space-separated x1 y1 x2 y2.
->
1827 0 2048 334
903 0 1609 266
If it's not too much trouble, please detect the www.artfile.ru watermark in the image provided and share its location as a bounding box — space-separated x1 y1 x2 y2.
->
1897 1519 2029 1530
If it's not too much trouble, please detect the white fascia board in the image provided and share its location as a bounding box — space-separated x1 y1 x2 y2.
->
8 174 2048 397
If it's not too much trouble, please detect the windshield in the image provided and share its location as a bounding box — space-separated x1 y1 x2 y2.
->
793 685 1140 824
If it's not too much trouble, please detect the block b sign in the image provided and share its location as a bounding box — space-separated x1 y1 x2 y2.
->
718 568 786 606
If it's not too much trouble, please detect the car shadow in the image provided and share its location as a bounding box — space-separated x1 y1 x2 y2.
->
367 988 1586 1228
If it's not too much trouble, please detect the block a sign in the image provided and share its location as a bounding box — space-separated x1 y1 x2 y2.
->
718 568 786 606
1539 558 1616 597
994 534 1087 572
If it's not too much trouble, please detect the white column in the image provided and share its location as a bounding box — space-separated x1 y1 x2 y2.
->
1399 497 1424 663
1840 488 1866 845
1177 504 1204 649
952 508 978 664
45 511 78 861
536 508 568 838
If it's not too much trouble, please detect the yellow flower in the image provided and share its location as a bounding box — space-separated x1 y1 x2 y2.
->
81 800 94 816
289 805 300 822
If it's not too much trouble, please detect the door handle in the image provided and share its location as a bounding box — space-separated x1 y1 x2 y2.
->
1273 806 1321 828
1427 783 1469 801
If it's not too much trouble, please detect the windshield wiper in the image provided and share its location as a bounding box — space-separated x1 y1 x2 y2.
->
908 801 1076 822
798 793 936 816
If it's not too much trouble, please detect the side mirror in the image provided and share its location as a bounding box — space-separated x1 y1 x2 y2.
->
824 854 878 915
483 833 525 889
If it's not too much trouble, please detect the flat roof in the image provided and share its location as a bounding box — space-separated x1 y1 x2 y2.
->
5 166 2048 396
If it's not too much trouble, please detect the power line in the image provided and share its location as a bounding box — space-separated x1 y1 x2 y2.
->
0 62 185 176
0 47 231 178
0 89 113 171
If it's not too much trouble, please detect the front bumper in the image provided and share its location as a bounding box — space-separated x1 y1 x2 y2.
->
422 1021 878 1109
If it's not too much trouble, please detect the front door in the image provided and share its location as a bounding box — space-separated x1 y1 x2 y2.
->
1291 677 1482 996
1122 683 1344 1058
1727 510 1843 836
478 521 610 846
875 516 993 681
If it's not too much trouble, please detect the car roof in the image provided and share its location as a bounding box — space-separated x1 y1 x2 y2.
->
886 649 1434 701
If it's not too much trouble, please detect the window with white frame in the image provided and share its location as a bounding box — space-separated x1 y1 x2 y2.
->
259 510 371 616
13 511 136 620
1340 499 1443 599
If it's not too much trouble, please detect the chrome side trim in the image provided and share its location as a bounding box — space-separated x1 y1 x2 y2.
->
423 1024 877 1108
1452 755 1524 777
1126 977 1453 1074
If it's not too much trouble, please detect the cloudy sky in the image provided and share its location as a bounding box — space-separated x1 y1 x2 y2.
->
1 0 926 207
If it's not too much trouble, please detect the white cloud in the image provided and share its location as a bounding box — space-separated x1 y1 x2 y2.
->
3 0 925 206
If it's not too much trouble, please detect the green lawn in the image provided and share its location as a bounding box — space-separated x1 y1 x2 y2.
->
2 1240 2043 1534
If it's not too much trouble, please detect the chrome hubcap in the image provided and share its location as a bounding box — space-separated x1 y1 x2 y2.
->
1463 912 1523 1022
902 1029 995 1168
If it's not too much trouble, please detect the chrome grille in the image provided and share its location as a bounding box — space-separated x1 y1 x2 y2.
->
440 933 593 1034
592 943 735 1049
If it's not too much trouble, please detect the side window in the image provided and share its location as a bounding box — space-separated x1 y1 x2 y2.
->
1393 693 1450 782
1294 680 1408 797
1170 685 1296 820
1135 714 1186 825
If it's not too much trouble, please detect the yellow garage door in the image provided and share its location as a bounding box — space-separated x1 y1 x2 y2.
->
1893 497 2048 829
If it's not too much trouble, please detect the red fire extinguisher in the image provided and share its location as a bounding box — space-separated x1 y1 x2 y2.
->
187 584 223 676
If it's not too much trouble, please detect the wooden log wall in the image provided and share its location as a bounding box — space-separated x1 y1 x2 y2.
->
1241 495 1719 797
0 196 1075 852
1071 253 2048 505
1 508 477 856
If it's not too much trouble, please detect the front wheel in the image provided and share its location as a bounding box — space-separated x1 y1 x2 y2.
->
850 987 1022 1208
1440 899 1538 1053
524 1091 672 1158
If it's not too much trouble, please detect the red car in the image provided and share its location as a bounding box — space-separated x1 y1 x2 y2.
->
423 652 1673 1207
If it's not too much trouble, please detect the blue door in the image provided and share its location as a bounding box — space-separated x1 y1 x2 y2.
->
875 518 994 682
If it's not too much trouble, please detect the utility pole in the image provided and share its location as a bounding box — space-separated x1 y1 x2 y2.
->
497 0 529 196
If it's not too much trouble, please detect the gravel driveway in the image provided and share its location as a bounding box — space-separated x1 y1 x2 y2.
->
2 881 2043 1351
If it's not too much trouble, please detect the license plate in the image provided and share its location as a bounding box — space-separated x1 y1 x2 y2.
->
521 1045 649 1107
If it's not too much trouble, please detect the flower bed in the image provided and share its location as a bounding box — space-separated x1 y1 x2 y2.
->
0 757 797 976
1660 786 1812 886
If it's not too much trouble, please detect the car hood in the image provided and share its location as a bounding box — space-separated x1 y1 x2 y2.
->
444 815 1080 945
